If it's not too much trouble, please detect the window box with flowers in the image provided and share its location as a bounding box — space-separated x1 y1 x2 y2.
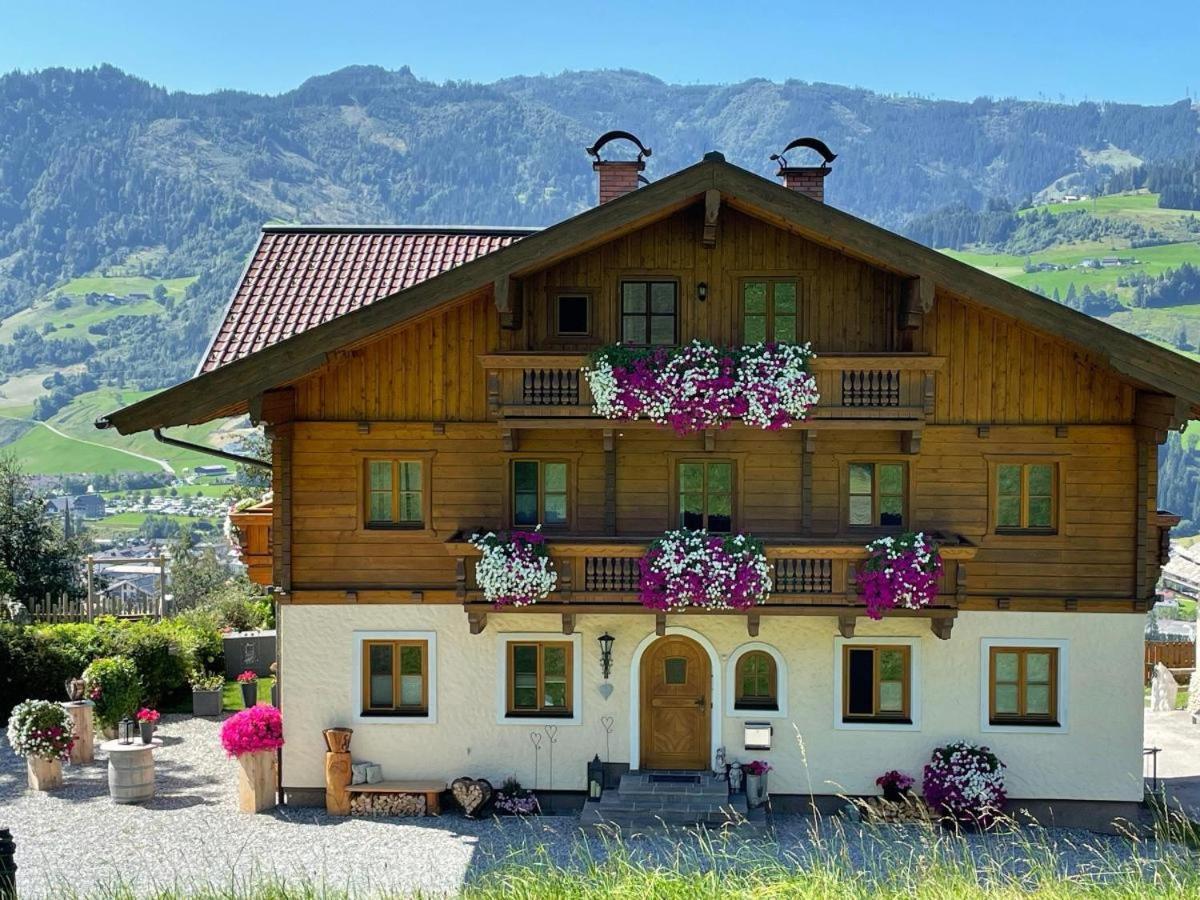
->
584 340 819 435
638 528 772 611
857 531 943 620
469 529 558 607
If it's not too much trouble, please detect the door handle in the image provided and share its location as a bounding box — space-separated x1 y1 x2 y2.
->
695 697 706 708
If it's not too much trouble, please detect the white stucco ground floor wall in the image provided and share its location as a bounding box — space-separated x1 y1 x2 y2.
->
277 605 1145 802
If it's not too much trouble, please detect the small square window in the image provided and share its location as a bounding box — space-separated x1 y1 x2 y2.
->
556 294 590 336
664 657 687 684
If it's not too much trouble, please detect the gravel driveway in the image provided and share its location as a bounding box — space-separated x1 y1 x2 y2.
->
0 714 1164 898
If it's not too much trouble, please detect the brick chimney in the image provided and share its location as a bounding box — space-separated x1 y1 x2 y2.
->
771 137 837 203
587 130 652 204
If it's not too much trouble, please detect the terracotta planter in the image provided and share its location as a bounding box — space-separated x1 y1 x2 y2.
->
236 749 277 813
323 727 353 753
27 756 63 791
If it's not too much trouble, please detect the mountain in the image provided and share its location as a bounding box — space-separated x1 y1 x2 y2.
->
4 63 1200 528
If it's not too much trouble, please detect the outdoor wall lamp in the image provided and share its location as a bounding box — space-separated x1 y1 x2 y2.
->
598 632 615 679
696 281 708 302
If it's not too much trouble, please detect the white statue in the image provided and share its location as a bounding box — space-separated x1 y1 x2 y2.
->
1150 662 1179 712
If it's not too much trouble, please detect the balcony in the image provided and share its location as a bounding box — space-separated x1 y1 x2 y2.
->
480 352 943 427
448 531 975 638
228 500 273 587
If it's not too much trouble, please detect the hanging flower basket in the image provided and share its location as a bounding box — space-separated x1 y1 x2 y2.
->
858 531 943 620
584 340 819 435
469 530 558 607
638 529 772 611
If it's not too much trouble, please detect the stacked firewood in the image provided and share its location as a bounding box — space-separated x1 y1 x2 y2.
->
350 793 427 817
858 796 936 825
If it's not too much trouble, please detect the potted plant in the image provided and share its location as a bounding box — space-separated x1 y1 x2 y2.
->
638 528 772 611
220 704 284 813
468 529 557 607
858 531 943 620
189 670 225 717
236 669 258 709
744 759 772 808
82 656 141 739
6 699 75 790
136 708 160 744
493 775 539 815
876 769 915 804
922 741 1007 830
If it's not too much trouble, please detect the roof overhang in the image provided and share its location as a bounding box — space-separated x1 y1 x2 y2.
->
97 154 1200 435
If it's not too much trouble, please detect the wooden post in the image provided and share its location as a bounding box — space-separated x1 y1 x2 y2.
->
63 700 95 764
27 756 63 791
86 555 94 621
325 751 351 816
156 556 166 618
236 750 277 813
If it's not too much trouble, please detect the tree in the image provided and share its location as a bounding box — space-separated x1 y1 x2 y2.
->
0 455 86 600
224 428 272 503
168 529 230 609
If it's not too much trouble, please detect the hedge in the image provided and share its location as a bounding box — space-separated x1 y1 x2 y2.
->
0 614 225 720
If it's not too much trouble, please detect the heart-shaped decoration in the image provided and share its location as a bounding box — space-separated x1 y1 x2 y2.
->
600 715 615 732
597 683 614 700
451 776 493 818
544 724 559 744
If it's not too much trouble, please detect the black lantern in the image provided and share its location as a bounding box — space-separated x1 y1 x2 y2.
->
587 754 604 801
118 717 135 745
598 632 615 680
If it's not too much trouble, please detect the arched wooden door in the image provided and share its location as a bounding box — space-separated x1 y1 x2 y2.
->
639 635 711 770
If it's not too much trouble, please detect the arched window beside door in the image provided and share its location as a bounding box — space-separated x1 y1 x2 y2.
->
726 643 787 718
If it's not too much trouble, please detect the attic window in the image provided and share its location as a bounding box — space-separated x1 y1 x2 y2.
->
556 294 590 336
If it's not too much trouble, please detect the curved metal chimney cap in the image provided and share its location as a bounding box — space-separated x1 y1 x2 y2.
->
586 130 653 163
770 137 837 170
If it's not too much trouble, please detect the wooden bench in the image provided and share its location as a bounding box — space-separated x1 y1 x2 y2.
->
346 779 447 815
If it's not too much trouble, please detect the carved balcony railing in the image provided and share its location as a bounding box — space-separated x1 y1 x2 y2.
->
479 353 943 425
228 500 273 587
447 532 975 614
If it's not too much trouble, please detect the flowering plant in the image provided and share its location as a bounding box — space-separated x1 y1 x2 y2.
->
638 529 771 611
82 656 141 728
189 670 225 692
219 704 284 758
584 340 819 435
922 741 1006 827
858 531 943 620
236 670 258 684
136 708 160 724
494 775 540 815
6 699 76 760
875 770 915 792
469 529 557 607
744 760 772 776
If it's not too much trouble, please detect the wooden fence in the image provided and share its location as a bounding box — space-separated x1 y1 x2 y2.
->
14 593 175 624
1144 640 1196 682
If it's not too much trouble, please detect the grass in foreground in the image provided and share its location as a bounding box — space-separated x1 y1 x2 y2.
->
34 803 1200 899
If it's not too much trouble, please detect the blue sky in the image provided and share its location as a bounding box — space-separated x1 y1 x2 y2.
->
2 0 1197 104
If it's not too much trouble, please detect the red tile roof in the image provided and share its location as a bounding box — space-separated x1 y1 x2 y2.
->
200 226 536 372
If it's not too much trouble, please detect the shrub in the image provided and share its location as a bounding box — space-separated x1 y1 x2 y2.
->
219 704 283 757
82 656 141 727
197 580 274 632
96 617 192 705
6 699 75 760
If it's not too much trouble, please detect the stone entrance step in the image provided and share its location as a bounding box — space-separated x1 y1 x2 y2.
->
579 770 765 830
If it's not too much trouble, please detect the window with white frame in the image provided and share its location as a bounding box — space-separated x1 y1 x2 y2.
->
832 636 921 731
495 632 583 725
353 631 437 723
980 638 1068 733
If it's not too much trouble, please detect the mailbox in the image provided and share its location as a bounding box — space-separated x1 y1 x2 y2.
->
743 721 772 751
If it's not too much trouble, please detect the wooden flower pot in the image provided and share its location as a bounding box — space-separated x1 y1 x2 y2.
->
27 756 63 791
323 727 353 752
236 749 277 813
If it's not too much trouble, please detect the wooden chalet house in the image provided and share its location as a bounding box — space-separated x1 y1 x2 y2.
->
99 133 1200 818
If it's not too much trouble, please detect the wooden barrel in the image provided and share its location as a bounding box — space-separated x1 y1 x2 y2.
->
108 746 155 803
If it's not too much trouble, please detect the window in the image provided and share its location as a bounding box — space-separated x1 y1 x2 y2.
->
512 460 568 527
848 462 906 528
678 460 733 532
555 294 590 336
995 462 1056 532
735 650 778 711
842 644 911 723
989 647 1058 725
506 641 573 717
361 639 428 716
742 280 799 343
365 460 424 528
621 280 677 346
